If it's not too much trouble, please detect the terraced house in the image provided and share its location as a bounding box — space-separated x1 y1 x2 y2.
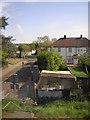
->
48 35 90 64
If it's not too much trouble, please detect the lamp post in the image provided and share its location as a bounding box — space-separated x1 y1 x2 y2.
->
10 74 19 98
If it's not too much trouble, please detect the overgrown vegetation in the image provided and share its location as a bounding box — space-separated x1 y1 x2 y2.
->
68 66 87 78
2 99 89 118
37 47 67 71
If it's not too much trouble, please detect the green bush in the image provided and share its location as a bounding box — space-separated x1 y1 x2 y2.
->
59 62 67 70
37 47 62 71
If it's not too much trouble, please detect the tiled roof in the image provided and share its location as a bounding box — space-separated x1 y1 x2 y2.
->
50 37 90 47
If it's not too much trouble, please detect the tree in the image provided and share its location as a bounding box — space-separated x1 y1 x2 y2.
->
0 50 8 66
37 36 51 49
0 16 16 66
37 50 49 70
37 47 62 71
46 47 62 71
79 52 90 98
23 44 30 52
29 43 35 50
0 16 8 30
30 36 51 52
2 35 16 58
79 52 90 74
18 44 24 58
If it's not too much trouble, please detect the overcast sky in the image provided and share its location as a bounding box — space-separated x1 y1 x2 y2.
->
0 1 89 43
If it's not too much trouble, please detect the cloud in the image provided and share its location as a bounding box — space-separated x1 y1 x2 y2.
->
0 2 9 17
17 24 24 34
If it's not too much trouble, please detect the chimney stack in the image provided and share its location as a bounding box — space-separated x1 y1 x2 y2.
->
80 34 82 38
64 35 66 39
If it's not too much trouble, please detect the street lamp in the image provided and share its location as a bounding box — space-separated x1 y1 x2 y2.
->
10 74 19 98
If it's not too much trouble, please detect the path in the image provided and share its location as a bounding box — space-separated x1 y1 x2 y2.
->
2 111 34 118
2 59 28 81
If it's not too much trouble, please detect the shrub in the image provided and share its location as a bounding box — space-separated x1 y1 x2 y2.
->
37 47 62 71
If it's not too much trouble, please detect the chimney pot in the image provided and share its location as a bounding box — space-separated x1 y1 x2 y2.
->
64 35 66 38
80 34 82 38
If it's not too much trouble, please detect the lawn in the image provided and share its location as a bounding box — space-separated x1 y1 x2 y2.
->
68 66 87 78
2 99 89 118
7 59 22 65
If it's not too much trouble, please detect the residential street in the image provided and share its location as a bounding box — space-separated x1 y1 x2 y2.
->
2 58 38 100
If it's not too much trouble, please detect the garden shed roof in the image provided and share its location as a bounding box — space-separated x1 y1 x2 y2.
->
41 70 74 78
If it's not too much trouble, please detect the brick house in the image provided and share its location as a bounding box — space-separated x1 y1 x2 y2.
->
48 35 90 64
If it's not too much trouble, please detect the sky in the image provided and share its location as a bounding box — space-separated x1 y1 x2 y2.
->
0 1 89 43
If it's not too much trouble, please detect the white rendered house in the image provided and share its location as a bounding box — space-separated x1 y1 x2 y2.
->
48 35 90 64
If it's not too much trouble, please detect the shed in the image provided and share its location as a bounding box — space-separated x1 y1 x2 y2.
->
37 70 74 98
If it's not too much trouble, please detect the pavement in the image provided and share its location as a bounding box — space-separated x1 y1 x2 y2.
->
2 59 28 81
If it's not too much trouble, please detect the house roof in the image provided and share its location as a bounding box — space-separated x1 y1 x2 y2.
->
49 36 90 47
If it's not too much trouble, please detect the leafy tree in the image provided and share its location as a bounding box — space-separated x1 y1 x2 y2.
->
1 35 16 58
29 43 35 50
1 50 8 66
18 44 24 58
46 47 62 71
23 44 30 52
37 36 51 49
37 47 62 71
30 36 51 52
0 16 16 66
0 16 8 29
79 52 90 96
79 52 90 74
37 50 49 70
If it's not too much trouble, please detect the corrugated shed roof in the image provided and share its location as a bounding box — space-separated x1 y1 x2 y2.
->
41 70 74 79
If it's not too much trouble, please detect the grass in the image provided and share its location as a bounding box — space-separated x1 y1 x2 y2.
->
0 100 2 118
2 99 89 118
7 58 22 65
34 100 89 118
68 66 87 78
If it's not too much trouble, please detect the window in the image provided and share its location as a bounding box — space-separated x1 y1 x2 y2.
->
67 56 73 63
78 48 80 52
68 48 72 52
75 48 77 54
86 48 88 52
58 47 61 52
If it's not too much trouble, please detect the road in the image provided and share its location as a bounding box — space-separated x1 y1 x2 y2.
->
1 58 39 100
